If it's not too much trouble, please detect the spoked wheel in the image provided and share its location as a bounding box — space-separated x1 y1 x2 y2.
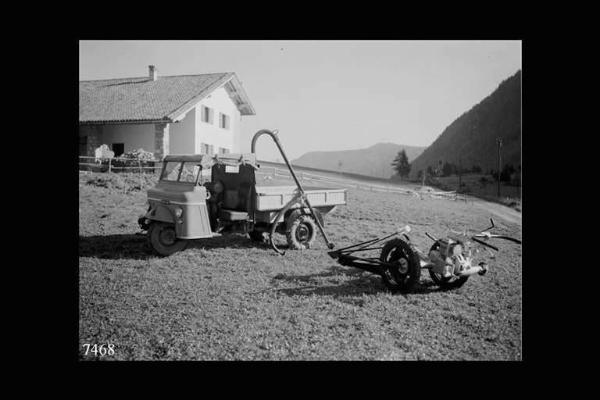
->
148 222 188 256
286 215 317 250
428 242 469 289
379 238 421 292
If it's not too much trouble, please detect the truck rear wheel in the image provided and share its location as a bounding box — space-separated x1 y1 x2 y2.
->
286 214 317 250
148 222 188 256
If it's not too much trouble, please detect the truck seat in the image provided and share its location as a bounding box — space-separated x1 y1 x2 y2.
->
219 209 249 221
219 183 252 221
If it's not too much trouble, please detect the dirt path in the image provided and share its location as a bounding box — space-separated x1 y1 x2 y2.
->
470 198 521 226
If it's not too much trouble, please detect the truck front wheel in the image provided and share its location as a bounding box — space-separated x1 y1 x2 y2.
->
286 215 317 250
148 222 188 256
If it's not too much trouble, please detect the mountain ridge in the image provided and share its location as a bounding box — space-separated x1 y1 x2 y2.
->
409 69 521 179
292 143 426 179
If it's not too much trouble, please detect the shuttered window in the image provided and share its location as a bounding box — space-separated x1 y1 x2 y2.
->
219 113 230 130
201 106 213 124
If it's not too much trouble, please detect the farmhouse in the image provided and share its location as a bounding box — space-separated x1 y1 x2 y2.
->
79 66 255 159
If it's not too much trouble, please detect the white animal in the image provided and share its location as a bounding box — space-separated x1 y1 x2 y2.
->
94 144 114 163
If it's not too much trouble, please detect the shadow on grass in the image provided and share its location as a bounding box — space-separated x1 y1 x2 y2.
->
272 265 457 299
273 265 388 301
78 232 267 260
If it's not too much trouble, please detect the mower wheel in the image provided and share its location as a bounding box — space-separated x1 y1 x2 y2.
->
428 242 469 289
380 238 421 292
148 222 188 256
286 214 317 250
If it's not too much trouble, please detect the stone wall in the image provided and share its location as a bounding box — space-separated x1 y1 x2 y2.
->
154 123 170 160
79 125 103 156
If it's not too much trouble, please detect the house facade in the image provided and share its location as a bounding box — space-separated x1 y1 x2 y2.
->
79 66 255 160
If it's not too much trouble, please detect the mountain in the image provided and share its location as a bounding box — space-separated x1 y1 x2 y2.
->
409 70 522 179
291 143 425 179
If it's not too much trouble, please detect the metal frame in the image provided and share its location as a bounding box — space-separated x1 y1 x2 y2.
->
251 129 335 255
327 228 412 276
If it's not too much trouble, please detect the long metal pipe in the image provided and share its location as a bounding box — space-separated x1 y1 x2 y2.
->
251 129 334 250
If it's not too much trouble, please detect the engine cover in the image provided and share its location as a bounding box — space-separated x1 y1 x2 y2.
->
429 239 472 277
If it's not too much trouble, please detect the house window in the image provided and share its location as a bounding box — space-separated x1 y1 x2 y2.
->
200 143 214 155
112 143 124 157
201 106 213 124
79 136 88 156
219 113 230 130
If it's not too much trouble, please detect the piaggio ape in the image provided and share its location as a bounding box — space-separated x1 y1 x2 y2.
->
137 131 346 257
139 129 520 293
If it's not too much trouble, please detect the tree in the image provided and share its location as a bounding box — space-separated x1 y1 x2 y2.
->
471 165 482 174
391 149 411 180
442 161 454 177
500 164 515 183
427 165 434 177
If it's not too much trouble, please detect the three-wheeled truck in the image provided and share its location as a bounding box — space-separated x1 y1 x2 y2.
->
138 143 346 256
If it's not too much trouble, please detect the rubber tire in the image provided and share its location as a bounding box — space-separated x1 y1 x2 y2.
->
286 214 317 250
249 230 265 242
148 222 188 256
379 238 421 292
428 242 469 289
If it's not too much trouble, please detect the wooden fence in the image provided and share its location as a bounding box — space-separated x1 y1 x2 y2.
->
78 156 163 173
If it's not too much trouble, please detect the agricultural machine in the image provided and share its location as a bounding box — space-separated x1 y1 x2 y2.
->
138 129 520 292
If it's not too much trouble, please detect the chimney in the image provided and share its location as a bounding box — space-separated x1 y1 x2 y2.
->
148 65 157 81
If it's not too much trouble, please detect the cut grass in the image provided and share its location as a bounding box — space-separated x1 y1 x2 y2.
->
79 172 522 360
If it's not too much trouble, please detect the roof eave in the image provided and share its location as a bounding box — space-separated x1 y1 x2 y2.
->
166 73 235 122
224 74 256 116
79 118 173 125
167 73 256 121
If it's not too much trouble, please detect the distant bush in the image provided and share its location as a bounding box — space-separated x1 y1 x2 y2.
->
86 173 158 191
442 161 454 177
500 164 516 183
86 174 126 190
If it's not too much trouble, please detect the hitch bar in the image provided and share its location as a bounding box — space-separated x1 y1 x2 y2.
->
326 226 412 275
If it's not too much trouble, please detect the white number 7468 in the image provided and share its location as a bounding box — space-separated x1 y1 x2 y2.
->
82 343 115 356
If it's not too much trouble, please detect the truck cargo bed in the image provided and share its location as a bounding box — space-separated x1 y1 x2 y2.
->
254 185 347 211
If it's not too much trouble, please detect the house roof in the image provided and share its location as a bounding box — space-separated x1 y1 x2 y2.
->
79 72 255 124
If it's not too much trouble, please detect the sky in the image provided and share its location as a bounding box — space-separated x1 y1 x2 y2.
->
79 40 521 162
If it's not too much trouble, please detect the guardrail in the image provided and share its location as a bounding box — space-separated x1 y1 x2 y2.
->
257 166 467 201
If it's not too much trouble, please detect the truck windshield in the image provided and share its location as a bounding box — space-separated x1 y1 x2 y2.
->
160 161 201 183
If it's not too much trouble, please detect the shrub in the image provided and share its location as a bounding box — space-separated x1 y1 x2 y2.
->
112 148 156 171
86 174 125 190
86 173 158 191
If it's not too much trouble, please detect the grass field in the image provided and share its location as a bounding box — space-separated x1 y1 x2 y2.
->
79 172 522 360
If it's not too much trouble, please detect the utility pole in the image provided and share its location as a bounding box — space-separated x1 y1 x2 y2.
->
496 137 503 197
458 157 462 193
